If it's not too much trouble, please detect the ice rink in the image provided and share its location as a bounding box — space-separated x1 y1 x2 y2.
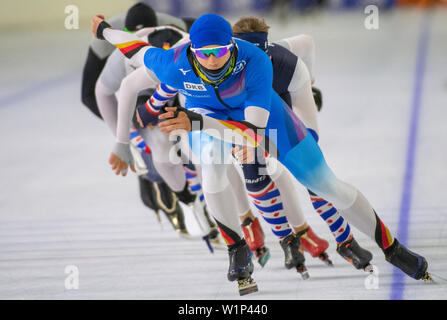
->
0 8 446 300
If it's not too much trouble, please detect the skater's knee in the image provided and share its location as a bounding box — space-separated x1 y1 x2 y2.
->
201 164 230 194
313 178 358 210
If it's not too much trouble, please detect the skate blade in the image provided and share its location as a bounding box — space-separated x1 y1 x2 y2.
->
296 265 310 280
202 236 214 254
364 264 375 273
177 230 191 238
427 272 447 284
422 272 435 283
209 239 226 250
300 271 310 280
154 211 164 230
238 278 258 296
258 250 271 268
319 253 334 267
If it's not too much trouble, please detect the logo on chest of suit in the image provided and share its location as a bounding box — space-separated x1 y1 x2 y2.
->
179 68 191 75
183 82 206 91
178 89 210 98
232 60 246 75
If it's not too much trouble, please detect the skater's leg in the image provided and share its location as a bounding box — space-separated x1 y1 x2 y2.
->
139 127 186 192
225 162 251 217
241 161 293 239
184 163 207 208
264 156 333 266
192 133 253 246
183 163 215 226
282 133 391 248
269 129 353 244
225 161 272 266
282 132 430 280
201 162 244 244
183 162 219 244
199 154 258 291
264 157 307 232
241 154 311 276
306 189 352 244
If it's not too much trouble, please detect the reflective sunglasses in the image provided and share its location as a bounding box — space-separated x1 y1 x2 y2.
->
191 44 233 59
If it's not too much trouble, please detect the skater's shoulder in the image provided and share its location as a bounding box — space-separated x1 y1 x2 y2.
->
269 42 298 69
143 43 188 78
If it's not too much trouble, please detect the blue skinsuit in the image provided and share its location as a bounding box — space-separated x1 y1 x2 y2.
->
143 38 334 197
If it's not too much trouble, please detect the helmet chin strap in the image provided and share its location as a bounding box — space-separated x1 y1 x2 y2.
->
191 42 238 86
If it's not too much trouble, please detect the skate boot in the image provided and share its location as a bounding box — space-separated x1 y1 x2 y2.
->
337 236 373 272
165 203 188 237
384 238 431 281
189 196 223 252
153 181 189 236
202 227 221 253
138 176 162 224
206 227 220 242
207 227 222 245
241 217 271 267
227 240 258 296
297 227 333 266
280 234 309 279
203 205 217 229
175 181 196 205
202 207 223 247
312 87 323 112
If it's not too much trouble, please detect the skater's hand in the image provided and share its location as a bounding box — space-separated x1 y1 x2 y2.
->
158 107 191 135
136 109 144 128
232 145 255 164
109 142 136 176
91 14 105 38
136 105 157 129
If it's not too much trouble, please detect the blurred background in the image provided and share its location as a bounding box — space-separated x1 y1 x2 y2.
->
1 0 445 28
0 0 446 299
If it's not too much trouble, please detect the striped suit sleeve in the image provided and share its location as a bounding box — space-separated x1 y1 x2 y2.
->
145 83 178 115
199 115 278 157
101 27 151 68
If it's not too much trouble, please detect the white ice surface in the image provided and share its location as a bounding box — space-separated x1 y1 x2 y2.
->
0 8 446 300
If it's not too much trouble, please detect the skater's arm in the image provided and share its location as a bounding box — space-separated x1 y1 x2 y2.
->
94 49 129 135
116 66 160 144
289 59 319 134
91 15 151 68
100 66 157 177
241 43 274 128
81 48 107 119
135 83 178 128
158 106 274 153
95 79 118 134
276 34 315 83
